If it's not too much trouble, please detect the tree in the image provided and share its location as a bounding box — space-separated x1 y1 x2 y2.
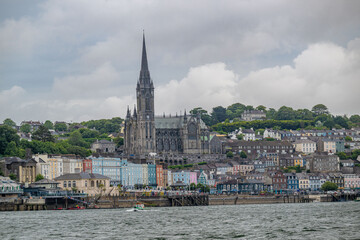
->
211 106 227 123
295 109 314 120
35 174 44 182
3 118 16 128
44 120 54 130
312 104 329 115
226 151 234 158
190 183 196 190
32 125 55 142
236 134 244 140
240 151 247 159
190 107 213 126
0 125 20 155
321 181 338 192
4 141 19 156
20 124 31 133
275 106 296 120
266 108 277 120
345 136 352 142
79 128 100 138
349 115 360 124
351 149 360 160
54 122 68 132
9 173 17 181
256 105 266 112
336 152 348 160
114 137 124 147
333 116 349 129
68 131 88 148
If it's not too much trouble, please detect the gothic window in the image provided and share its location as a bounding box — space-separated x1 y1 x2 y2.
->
145 123 148 138
188 123 197 140
171 139 176 151
149 123 152 138
157 139 163 151
145 93 151 110
164 139 170 151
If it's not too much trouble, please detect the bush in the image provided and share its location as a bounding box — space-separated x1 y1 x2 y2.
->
321 181 338 192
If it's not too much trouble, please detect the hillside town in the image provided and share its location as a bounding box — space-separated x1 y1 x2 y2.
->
1 35 360 207
1 123 360 199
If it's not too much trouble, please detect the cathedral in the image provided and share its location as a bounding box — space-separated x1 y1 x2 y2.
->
124 35 210 156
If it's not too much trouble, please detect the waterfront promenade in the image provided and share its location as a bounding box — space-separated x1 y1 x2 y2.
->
1 190 358 211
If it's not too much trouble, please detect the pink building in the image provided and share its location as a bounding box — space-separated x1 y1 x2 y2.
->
344 174 360 189
189 172 198 185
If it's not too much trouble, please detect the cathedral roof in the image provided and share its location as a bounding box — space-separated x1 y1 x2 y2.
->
154 115 208 129
155 116 183 129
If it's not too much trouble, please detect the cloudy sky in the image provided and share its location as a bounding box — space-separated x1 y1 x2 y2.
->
1 0 360 124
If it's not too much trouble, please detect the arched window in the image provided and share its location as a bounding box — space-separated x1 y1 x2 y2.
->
188 123 197 140
145 93 151 110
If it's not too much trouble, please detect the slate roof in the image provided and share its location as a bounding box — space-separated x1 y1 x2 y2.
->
54 172 110 181
32 178 59 184
155 115 207 129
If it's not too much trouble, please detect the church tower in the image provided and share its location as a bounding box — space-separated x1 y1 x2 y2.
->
124 34 156 155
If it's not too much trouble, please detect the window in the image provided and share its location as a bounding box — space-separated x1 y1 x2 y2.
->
63 181 67 187
73 181 76 187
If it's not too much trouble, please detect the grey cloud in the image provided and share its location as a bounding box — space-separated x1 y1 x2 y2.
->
1 0 360 123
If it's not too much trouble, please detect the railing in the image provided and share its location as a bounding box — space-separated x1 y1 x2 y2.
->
0 189 23 194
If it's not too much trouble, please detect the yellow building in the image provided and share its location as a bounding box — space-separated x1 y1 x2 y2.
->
48 158 60 180
294 157 304 167
54 172 111 196
298 174 309 190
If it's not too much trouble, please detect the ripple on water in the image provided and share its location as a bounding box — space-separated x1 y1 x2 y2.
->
0 202 359 239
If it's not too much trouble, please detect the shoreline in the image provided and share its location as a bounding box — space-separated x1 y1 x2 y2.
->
1 193 356 211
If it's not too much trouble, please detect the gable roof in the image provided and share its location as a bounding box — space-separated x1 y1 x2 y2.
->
54 172 110 181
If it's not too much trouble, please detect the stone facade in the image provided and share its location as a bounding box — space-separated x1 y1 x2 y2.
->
1 157 37 184
241 110 266 121
124 35 210 156
91 139 116 153
307 153 339 173
54 172 111 196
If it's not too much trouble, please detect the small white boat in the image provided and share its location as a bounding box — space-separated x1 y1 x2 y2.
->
131 202 146 211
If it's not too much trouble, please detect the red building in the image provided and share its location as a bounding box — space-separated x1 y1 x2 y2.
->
156 165 164 189
83 159 92 173
272 171 287 193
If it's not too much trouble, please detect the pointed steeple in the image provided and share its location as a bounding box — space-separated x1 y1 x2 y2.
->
133 104 137 119
184 109 187 122
126 106 131 119
139 32 151 84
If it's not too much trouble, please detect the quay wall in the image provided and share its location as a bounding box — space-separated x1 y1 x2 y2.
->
4 193 353 211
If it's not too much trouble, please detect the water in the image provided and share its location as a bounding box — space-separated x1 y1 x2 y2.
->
0 202 359 239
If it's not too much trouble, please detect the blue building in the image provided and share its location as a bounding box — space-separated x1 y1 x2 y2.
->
335 139 345 153
173 171 190 185
197 170 208 185
284 173 299 192
91 157 124 186
118 161 144 189
147 164 157 187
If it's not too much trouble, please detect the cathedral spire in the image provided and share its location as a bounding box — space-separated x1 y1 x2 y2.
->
126 106 131 119
139 32 151 84
133 105 137 119
141 32 148 72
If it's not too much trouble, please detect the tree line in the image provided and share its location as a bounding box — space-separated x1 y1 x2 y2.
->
189 103 359 132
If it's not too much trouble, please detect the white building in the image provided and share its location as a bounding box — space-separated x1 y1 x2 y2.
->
293 139 317 154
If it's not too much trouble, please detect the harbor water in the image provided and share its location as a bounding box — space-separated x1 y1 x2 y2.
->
0 202 359 239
